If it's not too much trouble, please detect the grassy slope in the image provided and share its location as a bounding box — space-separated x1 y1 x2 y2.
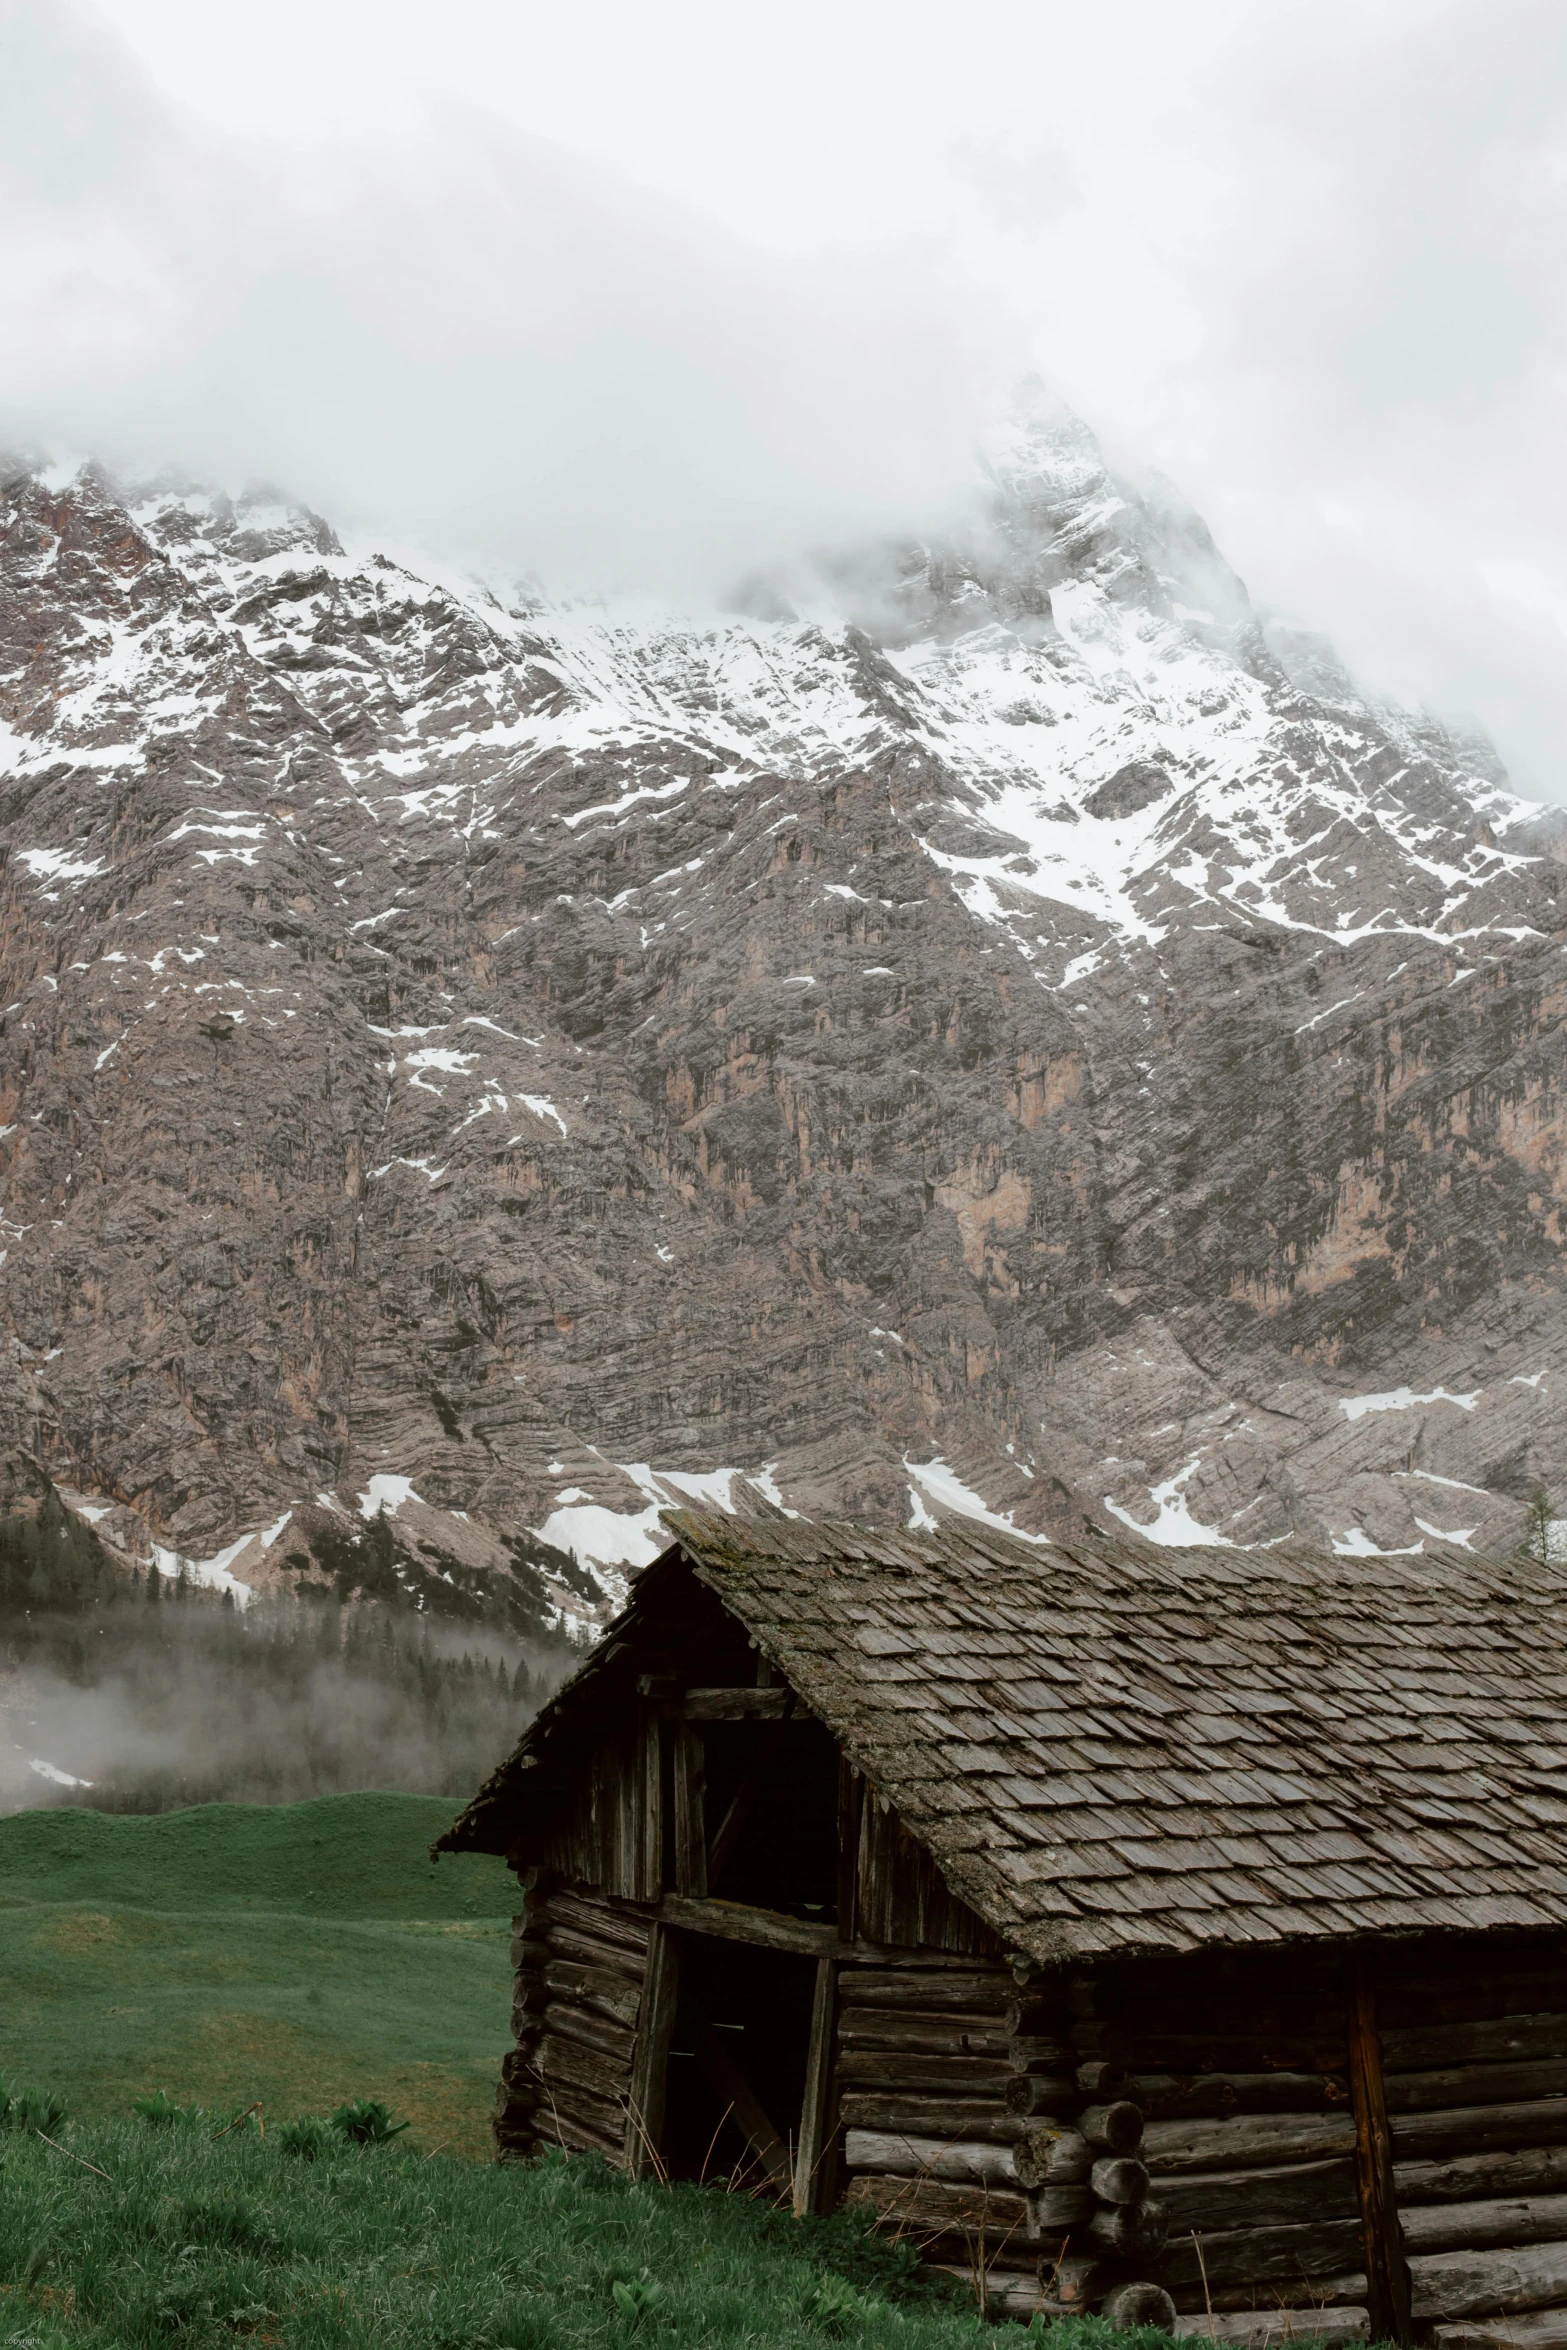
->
0 1794 517 2156
0 2121 1168 2350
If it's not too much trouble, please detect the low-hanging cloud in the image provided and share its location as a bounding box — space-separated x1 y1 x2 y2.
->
5 0 1567 795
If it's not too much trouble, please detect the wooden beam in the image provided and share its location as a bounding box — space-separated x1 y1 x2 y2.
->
672 1719 707 1897
661 1893 839 1957
679 1687 795 1720
836 1759 862 1940
639 1704 663 1904
706 1774 758 1886
625 1920 681 2178
793 1955 839 2217
697 2026 792 2190
1348 1960 1412 2346
655 1891 988 1967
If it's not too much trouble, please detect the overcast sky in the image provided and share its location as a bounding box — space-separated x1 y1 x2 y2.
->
6 0 1567 795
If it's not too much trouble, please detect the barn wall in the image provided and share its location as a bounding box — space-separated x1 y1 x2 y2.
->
537 1705 661 1903
496 1873 653 2165
856 1794 1001 1956
1087 1944 1368 2328
1074 1927 1567 2346
1381 1928 1567 2340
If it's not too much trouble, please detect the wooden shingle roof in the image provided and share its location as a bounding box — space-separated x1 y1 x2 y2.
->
445 1510 1567 1964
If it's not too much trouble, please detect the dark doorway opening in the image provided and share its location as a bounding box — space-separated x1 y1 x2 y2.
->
662 1935 817 2195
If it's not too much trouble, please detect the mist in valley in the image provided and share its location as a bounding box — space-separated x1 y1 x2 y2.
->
0 1506 578 1815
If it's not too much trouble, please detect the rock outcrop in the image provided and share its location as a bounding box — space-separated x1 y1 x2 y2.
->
3 393 1565 1607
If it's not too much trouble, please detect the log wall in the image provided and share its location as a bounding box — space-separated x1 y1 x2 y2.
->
496 1873 653 2164
1079 1930 1567 2348
1381 1933 1567 2346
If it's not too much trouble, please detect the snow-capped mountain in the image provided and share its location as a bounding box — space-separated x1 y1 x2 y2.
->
3 387 1566 1614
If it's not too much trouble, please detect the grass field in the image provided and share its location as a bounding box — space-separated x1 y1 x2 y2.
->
0 1794 1186 2346
0 1794 517 2157
0 2119 1163 2350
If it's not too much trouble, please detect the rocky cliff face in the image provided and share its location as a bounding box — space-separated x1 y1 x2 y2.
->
3 393 1565 1615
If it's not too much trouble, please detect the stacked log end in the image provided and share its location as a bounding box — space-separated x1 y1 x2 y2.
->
496 1875 652 2164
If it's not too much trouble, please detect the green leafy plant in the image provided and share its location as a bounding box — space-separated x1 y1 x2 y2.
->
275 2116 334 2161
133 2090 206 2129
330 2098 409 2145
2 2087 68 2135
610 2271 666 2327
800 2275 888 2333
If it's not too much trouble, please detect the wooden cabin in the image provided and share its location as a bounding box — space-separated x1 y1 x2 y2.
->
437 1509 1567 2348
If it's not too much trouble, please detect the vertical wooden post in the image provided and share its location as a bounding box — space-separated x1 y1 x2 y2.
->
673 1720 707 1896
639 1704 664 1902
625 1921 681 2178
793 1955 838 2217
1348 1958 1411 2346
836 1758 862 1940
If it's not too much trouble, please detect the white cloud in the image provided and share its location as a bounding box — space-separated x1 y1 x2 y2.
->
6 0 1567 793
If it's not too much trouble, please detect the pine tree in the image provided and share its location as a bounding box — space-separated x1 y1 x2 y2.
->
1519 1485 1557 1565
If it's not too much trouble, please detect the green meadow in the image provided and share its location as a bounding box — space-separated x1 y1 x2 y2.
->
0 1793 516 2158
0 1792 1180 2347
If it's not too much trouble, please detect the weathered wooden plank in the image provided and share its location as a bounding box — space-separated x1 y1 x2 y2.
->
1009 2034 1077 2072
836 1759 862 1942
936 2267 1044 2321
625 1920 680 2179
672 1718 706 1899
1173 2309 1369 2346
1158 2157 1361 2232
844 2170 1034 2255
541 1923 650 1981
1395 2100 1567 2161
533 2075 629 2158
542 1886 653 1954
1349 1964 1412 2346
1433 2313 1567 2350
659 1893 838 1956
856 1793 999 1956
844 2130 1018 2187
837 2010 1011 2058
1386 2060 1567 2115
794 1957 838 2219
839 2092 1024 2141
1173 2275 1370 2318
1145 2112 1358 2177
541 1959 644 2030
1398 2144 1567 2206
846 1971 1011 2013
697 2025 792 2190
1401 2192 1567 2255
530 2029 631 2106
680 1686 796 1719
638 1705 662 1904
841 2050 1013 2091
1135 2072 1354 2120
537 2000 636 2066
1382 2016 1567 2073
1160 2220 1368 2291
1409 2238 1567 2321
